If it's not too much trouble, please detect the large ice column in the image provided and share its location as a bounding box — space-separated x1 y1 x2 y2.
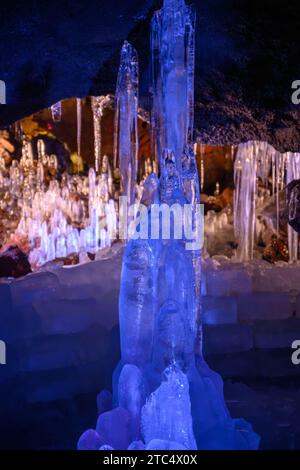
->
114 41 139 205
151 0 195 169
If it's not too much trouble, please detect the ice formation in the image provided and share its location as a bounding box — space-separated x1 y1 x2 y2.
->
50 101 62 122
0 147 118 268
76 98 82 158
114 41 139 205
78 0 260 451
141 365 197 450
92 95 112 173
233 141 300 263
151 0 195 169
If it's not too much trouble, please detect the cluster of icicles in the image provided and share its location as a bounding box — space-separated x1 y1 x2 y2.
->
0 147 118 269
234 141 300 263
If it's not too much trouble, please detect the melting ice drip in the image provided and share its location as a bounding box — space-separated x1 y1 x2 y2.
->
234 141 300 263
78 0 260 451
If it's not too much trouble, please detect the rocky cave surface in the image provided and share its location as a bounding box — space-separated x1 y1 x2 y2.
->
1 0 300 152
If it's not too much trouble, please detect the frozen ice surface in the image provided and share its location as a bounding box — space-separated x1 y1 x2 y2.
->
146 439 187 450
96 407 131 450
141 364 197 450
97 390 112 415
118 364 146 441
77 429 103 450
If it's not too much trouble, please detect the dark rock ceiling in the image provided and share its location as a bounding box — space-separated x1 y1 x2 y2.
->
0 0 300 152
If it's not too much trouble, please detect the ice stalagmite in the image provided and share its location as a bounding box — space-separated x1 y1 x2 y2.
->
141 365 197 450
114 41 139 206
151 0 195 169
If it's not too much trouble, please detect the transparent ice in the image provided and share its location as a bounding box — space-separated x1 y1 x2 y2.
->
77 0 260 451
114 41 139 206
151 0 195 169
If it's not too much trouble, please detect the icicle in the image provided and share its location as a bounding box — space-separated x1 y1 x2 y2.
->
51 101 62 122
92 95 111 174
76 98 82 159
234 142 258 262
200 143 205 192
113 41 139 205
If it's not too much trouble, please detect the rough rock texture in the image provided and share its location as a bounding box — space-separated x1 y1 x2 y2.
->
0 245 32 278
1 0 300 152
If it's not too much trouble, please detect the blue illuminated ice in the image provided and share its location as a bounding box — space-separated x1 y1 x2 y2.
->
118 364 147 441
151 0 195 169
77 429 103 450
114 41 139 205
78 0 260 451
141 364 197 450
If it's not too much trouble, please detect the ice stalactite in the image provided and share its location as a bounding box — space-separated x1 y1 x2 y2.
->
76 98 82 159
151 0 195 170
92 95 112 174
285 152 300 262
113 41 139 206
50 101 62 122
234 141 277 262
199 143 205 192
234 141 300 263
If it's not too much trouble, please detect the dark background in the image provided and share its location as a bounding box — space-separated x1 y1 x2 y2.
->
0 0 300 149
